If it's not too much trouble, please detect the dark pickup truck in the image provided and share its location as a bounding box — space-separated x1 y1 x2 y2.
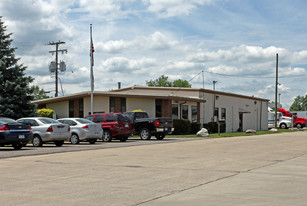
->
125 111 173 140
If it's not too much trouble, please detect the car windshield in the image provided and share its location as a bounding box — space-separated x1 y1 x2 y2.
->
39 118 60 124
75 118 93 124
0 118 17 124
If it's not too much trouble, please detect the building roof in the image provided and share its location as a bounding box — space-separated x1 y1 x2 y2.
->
31 90 207 104
112 86 269 102
32 85 269 105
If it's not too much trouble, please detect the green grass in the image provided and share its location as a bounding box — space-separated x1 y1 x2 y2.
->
166 128 302 139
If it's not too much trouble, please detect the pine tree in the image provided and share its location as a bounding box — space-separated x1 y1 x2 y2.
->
0 17 35 119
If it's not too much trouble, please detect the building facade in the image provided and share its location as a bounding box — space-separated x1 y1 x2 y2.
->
32 86 269 132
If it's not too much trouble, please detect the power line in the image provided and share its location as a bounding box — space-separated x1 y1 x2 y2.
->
202 69 307 78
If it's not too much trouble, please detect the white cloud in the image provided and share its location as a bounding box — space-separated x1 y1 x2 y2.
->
101 57 157 73
97 31 179 54
143 0 213 18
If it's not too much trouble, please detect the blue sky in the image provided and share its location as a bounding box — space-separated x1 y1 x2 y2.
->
1 0 307 109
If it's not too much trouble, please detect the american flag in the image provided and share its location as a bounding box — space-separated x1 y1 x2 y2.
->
90 36 94 67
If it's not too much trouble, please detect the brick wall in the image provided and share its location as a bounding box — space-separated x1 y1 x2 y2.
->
161 99 172 117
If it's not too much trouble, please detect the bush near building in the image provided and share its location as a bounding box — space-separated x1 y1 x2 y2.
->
190 122 201 134
203 122 226 134
36 108 56 118
173 119 191 135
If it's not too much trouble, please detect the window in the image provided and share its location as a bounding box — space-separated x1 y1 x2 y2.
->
79 99 84 117
155 99 162 117
105 114 117 122
221 108 226 120
94 115 104 123
120 98 126 112
214 107 219 120
110 97 115 113
69 100 74 117
172 104 178 119
191 106 197 122
85 116 93 122
182 105 188 119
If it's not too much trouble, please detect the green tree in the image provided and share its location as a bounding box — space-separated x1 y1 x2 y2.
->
172 79 191 88
146 75 172 87
0 17 35 119
289 95 307 111
146 75 191 88
32 85 49 100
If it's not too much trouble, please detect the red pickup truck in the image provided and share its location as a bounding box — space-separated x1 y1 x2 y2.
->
278 108 306 128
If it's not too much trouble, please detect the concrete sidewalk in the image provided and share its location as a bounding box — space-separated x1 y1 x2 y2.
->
1 131 307 205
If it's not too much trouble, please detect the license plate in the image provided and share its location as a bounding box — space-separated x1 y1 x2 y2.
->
19 135 25 139
165 128 168 131
125 124 129 128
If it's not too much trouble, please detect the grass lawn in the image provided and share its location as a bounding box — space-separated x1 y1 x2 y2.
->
166 128 304 139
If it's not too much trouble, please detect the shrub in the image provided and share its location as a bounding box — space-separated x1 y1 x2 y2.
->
36 108 56 118
190 122 201 134
173 119 191 135
203 122 226 134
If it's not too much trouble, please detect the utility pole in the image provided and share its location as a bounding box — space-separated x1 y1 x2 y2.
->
212 80 217 122
274 53 278 129
48 41 67 97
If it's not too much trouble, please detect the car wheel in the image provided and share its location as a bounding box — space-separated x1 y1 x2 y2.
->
140 128 151 140
88 139 96 144
297 123 302 129
103 130 112 142
70 133 80 144
32 135 43 147
54 140 64 147
155 134 165 140
279 123 287 129
12 143 23 150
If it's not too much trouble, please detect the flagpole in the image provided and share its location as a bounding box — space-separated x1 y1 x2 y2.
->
90 24 94 115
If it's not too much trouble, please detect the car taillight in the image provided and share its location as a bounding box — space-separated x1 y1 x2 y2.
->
0 125 9 131
82 125 89 129
155 120 160 127
29 125 32 130
68 126 71 131
46 126 53 132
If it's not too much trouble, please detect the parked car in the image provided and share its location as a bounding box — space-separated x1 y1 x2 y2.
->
124 111 173 140
0 117 33 149
85 113 134 142
58 118 103 144
17 117 70 147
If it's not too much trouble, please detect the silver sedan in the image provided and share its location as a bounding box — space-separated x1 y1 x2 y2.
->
58 118 103 144
17 117 70 147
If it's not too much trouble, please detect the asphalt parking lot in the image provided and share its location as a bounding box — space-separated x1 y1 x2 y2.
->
0 137 192 159
1 131 307 206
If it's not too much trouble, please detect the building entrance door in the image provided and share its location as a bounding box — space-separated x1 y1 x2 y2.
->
239 113 243 132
